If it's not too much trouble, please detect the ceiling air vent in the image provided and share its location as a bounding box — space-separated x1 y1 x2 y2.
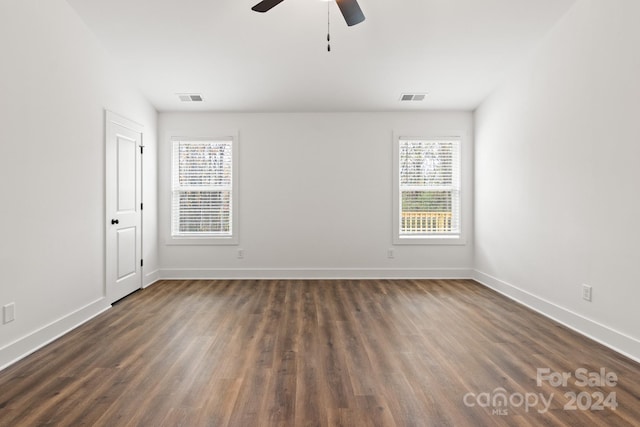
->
400 93 428 102
177 93 204 102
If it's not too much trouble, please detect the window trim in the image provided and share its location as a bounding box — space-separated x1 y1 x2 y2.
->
392 133 466 246
167 134 239 246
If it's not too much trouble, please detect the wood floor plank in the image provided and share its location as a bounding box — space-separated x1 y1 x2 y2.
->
0 279 638 426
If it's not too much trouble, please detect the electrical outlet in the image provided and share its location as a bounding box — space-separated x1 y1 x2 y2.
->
3 303 15 324
237 249 245 259
387 248 395 259
582 284 592 302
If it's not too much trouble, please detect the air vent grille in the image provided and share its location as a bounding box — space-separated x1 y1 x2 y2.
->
400 93 428 102
177 93 204 102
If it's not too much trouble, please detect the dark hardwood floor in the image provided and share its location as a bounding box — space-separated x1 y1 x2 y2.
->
0 279 638 426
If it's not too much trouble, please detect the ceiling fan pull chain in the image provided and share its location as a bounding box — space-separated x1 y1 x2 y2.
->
327 0 331 52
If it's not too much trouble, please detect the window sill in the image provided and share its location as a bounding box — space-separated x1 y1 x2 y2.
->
166 236 239 246
393 235 467 246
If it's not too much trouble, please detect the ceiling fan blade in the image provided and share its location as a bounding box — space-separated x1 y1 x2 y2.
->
335 0 365 26
251 0 286 13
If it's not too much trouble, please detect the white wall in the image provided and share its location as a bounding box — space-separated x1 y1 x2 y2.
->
474 0 640 361
0 0 158 368
159 112 474 279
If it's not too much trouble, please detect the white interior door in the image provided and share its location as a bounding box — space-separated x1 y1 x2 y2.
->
106 111 143 303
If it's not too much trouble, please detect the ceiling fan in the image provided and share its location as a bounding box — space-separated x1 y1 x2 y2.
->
251 0 365 26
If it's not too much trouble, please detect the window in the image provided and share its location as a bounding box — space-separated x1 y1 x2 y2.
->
393 136 462 244
171 138 238 244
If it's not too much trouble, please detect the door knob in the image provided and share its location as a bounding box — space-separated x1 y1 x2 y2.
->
111 219 119 225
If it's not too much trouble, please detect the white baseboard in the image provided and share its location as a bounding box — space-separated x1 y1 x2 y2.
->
143 269 160 288
159 267 474 280
473 270 640 363
0 298 111 371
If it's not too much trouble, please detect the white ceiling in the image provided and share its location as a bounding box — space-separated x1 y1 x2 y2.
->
66 0 576 112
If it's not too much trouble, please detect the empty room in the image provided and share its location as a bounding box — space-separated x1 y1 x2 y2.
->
1 0 639 425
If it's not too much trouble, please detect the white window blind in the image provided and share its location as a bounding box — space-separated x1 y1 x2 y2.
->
398 138 460 237
171 140 233 238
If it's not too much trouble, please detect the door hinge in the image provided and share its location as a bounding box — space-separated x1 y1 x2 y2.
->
140 259 144 267
140 145 144 154
141 202 143 210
